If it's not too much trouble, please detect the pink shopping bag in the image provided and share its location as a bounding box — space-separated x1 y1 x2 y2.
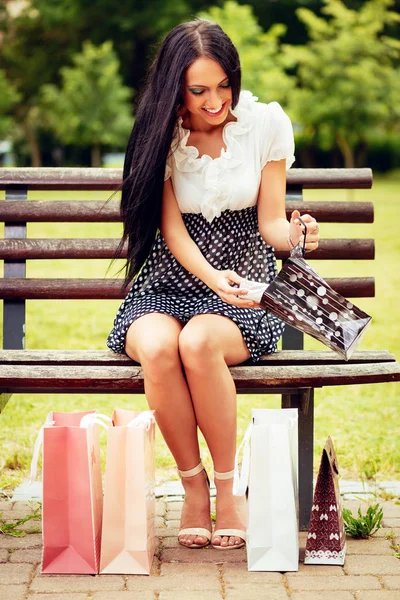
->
37 410 103 574
100 409 156 575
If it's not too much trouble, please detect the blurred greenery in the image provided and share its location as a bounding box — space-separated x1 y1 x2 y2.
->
0 174 399 490
41 41 132 167
0 0 399 168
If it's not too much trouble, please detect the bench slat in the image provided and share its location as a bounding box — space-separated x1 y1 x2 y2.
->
0 277 375 299
0 200 374 223
0 361 398 393
0 349 396 366
0 167 373 190
0 238 375 260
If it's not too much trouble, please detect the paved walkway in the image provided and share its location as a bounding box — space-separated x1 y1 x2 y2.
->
0 494 399 600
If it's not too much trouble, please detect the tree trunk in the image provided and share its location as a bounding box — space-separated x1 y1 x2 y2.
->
24 123 42 167
336 133 355 168
91 144 102 168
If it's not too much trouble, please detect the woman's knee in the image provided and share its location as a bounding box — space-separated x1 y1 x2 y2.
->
125 315 182 379
179 324 219 371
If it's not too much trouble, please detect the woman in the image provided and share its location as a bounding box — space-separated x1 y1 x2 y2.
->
107 19 320 550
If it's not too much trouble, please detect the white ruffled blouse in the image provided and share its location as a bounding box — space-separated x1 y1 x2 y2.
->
165 90 295 223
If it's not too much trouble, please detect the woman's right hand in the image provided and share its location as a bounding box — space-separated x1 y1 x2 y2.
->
209 269 259 308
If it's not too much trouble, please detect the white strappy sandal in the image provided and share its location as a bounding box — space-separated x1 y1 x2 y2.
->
212 468 246 550
178 461 212 549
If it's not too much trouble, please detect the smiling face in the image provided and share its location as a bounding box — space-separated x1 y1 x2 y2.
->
183 56 233 131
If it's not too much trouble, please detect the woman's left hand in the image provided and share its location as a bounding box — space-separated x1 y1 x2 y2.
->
290 209 320 253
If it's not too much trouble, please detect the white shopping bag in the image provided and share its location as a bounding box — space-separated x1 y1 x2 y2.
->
234 408 299 572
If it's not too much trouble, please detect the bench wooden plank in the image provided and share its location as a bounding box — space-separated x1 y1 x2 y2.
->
0 168 373 190
0 361 399 393
0 349 396 366
0 200 374 223
0 277 375 299
0 238 375 260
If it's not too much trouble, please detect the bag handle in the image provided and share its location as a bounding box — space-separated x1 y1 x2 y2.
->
80 413 112 430
126 410 155 430
290 216 307 258
233 422 252 496
29 412 55 484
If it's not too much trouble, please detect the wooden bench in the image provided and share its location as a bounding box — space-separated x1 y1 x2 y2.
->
1 166 399 531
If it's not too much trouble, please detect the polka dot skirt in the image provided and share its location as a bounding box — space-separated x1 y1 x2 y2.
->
107 206 285 361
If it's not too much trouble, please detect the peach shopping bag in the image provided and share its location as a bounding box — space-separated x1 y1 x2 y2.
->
32 410 104 574
100 409 156 575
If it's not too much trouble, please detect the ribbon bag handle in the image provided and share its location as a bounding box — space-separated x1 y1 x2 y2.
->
290 216 308 258
233 422 253 496
80 413 112 430
127 410 156 430
29 412 55 484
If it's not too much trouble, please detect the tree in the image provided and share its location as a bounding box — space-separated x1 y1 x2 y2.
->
41 41 132 167
0 69 20 139
284 0 400 167
199 1 294 106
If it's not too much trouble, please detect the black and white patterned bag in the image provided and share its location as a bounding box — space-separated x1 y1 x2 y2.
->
240 223 371 360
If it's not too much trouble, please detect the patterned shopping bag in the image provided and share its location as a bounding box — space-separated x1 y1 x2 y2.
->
240 222 371 360
304 437 346 565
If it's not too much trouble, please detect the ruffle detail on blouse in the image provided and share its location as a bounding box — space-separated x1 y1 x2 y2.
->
172 90 258 222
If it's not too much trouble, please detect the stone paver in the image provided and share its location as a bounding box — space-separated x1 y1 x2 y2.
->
0 562 34 584
28 595 87 600
291 593 354 600
159 593 222 600
30 566 124 593
290 563 345 576
356 592 400 600
346 538 394 555
0 549 8 562
344 555 400 575
0 533 42 549
155 501 166 516
9 548 42 563
223 563 283 584
287 574 380 591
0 584 27 600
383 519 400 529
93 593 156 600
161 546 246 563
225 587 289 600
382 576 400 589
126 562 221 593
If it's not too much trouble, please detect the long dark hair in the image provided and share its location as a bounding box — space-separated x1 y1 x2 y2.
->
118 18 241 288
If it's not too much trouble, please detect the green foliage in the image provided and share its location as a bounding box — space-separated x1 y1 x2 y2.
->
41 41 132 165
0 502 42 537
199 1 294 105
284 0 400 167
342 503 383 538
0 69 20 138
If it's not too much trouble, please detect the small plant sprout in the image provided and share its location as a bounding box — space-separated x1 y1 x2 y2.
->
342 503 383 539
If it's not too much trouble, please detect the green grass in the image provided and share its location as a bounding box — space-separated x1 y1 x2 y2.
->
0 176 400 490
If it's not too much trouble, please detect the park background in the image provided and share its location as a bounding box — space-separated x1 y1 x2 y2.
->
0 0 399 493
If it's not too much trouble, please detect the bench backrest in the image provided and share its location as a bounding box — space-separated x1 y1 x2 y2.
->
0 167 374 350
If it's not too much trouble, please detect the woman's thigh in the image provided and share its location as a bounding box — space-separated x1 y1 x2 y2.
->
179 314 250 367
125 312 184 363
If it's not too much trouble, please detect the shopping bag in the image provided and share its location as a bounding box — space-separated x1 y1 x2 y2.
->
30 410 104 574
239 221 371 360
234 408 299 572
305 437 346 565
100 409 156 575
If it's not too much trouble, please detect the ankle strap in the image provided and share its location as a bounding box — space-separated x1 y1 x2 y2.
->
178 461 204 478
214 468 235 480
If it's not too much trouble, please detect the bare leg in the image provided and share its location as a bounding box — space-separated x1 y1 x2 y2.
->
179 314 249 548
125 313 211 547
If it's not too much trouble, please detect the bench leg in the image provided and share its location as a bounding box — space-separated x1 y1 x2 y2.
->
282 388 314 531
